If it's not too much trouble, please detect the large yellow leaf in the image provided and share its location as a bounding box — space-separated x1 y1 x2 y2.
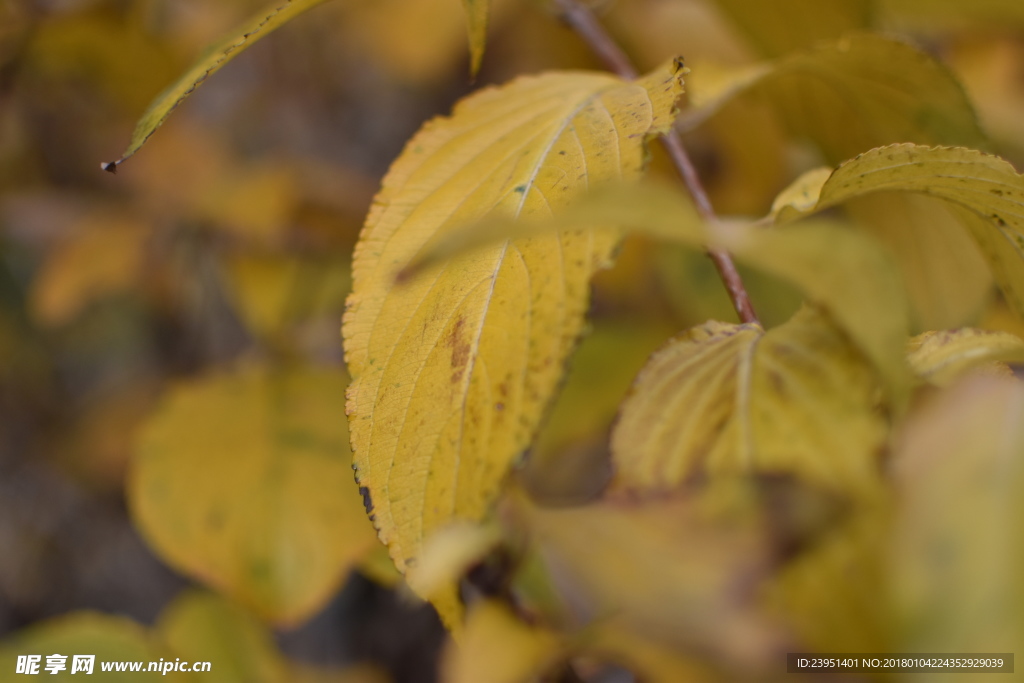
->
611 307 888 496
774 144 1024 320
129 363 377 625
103 0 334 171
343 62 686 578
712 0 872 58
891 376 1024 653
407 183 910 402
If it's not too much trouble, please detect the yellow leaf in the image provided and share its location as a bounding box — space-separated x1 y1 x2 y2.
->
29 215 147 326
582 627 720 683
684 36 991 329
880 0 1024 29
440 601 561 683
773 166 993 331
611 307 888 496
156 590 288 683
407 183 910 402
762 507 894 653
908 328 1024 386
774 144 1024 321
129 363 378 625
462 0 489 77
891 376 1024 652
510 492 779 667
104 0 334 170
682 35 987 163
844 193 992 330
0 613 191 682
405 521 502 629
343 61 686 582
712 0 872 57
224 253 352 341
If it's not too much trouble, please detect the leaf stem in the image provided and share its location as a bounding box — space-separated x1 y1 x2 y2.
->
553 0 759 325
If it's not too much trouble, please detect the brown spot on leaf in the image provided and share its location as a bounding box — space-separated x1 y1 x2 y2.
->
448 317 472 384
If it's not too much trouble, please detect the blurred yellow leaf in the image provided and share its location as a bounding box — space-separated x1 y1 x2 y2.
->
440 601 561 683
908 328 1024 385
224 253 352 340
712 0 872 58
130 363 378 625
774 144 1024 322
686 36 992 328
611 307 887 496
194 165 296 243
880 0 1024 29
0 613 191 682
346 0 492 84
408 183 910 402
762 507 894 653
406 521 500 595
29 215 148 326
774 165 992 331
511 492 779 669
156 590 288 683
891 376 1024 653
683 35 987 163
343 62 686 585
462 0 489 77
582 627 721 683
105 0 334 170
846 193 992 330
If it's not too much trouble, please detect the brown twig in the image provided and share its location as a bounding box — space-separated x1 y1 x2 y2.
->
554 0 759 325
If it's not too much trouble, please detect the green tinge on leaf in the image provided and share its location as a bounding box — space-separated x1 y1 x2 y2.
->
103 0 334 172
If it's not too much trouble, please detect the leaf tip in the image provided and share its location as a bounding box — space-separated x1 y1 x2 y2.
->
100 161 118 174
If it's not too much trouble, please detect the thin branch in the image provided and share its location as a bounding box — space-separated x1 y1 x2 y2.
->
553 0 759 325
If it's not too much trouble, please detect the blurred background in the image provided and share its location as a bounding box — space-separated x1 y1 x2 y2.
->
2 0 1024 681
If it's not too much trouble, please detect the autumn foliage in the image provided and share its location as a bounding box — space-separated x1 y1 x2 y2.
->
3 0 1024 681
